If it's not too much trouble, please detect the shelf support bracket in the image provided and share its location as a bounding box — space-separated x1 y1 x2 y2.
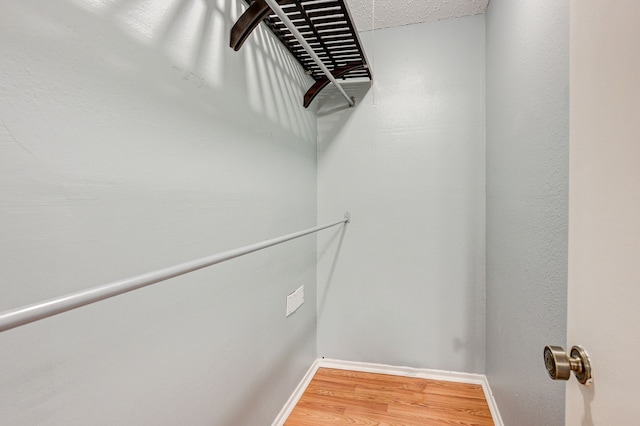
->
230 0 289 51
303 63 365 108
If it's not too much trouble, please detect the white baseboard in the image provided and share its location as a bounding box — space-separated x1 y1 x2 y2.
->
478 372 504 426
272 358 503 426
318 358 485 384
271 359 320 426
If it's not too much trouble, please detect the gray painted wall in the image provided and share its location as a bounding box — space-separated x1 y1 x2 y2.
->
0 1 317 425
485 0 569 424
1 0 571 422
317 15 486 373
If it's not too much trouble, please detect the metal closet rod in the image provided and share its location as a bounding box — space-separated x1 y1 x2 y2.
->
263 0 355 107
0 212 351 333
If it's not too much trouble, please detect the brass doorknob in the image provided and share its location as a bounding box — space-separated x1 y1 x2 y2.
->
544 345 592 385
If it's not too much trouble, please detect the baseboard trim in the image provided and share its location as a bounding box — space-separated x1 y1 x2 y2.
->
478 373 504 426
272 358 504 426
271 359 320 426
318 358 483 384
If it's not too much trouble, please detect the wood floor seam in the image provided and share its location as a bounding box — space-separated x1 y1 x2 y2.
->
285 368 495 425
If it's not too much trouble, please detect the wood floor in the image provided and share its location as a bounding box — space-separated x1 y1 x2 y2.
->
284 368 494 425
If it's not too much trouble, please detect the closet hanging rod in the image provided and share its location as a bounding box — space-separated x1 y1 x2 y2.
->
263 0 355 107
0 212 351 333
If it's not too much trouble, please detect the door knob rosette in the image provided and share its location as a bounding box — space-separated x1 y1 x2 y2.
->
544 345 592 385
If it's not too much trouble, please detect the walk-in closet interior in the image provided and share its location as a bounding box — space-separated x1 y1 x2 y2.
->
1 0 571 424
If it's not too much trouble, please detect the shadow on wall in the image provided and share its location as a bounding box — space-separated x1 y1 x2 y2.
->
20 0 316 141
218 314 317 425
317 81 372 150
580 383 595 426
317 224 348 317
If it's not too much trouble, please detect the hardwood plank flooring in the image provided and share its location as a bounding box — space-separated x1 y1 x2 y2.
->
284 368 494 425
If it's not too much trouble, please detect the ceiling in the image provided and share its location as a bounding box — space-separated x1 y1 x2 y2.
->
344 0 490 31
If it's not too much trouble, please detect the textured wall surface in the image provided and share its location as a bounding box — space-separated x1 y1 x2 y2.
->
485 0 569 424
317 15 486 373
0 1 318 425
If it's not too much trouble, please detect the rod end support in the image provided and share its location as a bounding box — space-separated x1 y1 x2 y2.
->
349 96 356 108
344 211 351 223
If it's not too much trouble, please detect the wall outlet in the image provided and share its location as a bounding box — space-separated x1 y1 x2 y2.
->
286 285 304 317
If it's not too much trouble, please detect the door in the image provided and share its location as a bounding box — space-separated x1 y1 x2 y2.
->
567 0 640 423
